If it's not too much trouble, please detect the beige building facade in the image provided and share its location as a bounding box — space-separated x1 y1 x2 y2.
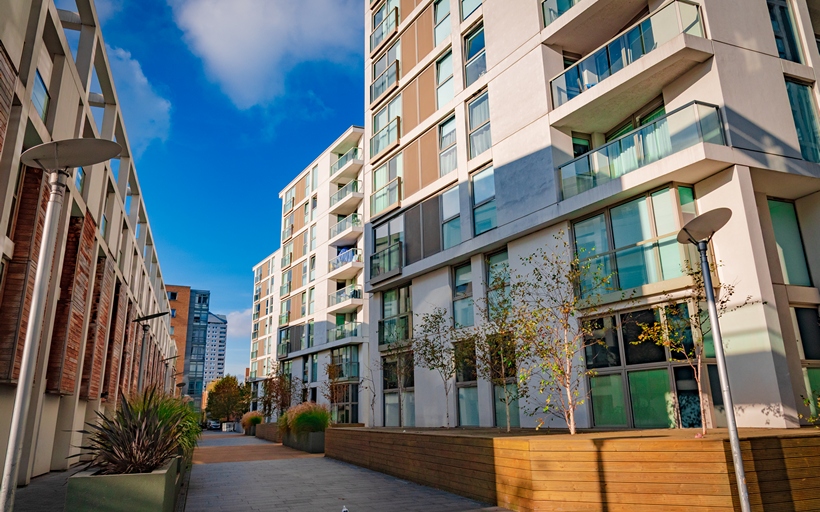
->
0 0 175 486
363 0 820 430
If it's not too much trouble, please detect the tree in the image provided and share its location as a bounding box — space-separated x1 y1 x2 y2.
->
636 261 756 437
322 362 347 422
380 339 414 427
358 357 379 427
259 377 276 419
206 375 244 422
412 307 465 428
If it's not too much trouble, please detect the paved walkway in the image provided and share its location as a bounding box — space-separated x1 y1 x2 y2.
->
187 431 505 512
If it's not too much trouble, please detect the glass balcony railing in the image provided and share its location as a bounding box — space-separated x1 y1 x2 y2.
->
284 197 294 213
371 7 398 51
281 253 292 268
282 224 293 240
371 117 400 157
277 341 290 358
330 180 362 206
329 322 361 343
559 101 724 199
371 61 399 103
331 361 360 381
329 249 364 272
280 281 291 296
542 0 581 27
371 242 402 280
330 213 362 238
329 284 363 306
550 1 704 108
378 314 411 345
279 311 291 325
331 147 362 175
370 177 401 216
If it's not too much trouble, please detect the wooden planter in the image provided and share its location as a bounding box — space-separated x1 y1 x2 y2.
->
255 422 283 443
66 457 180 512
283 431 325 453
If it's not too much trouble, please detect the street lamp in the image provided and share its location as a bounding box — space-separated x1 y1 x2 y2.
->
1 138 121 511
133 311 170 390
677 207 750 512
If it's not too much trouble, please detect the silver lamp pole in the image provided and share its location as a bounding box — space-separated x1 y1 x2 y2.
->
677 208 751 512
0 139 121 512
133 311 170 391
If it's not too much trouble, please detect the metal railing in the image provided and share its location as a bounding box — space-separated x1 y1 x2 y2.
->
279 311 291 325
371 117 400 157
330 180 362 206
330 213 362 238
371 60 399 103
277 341 290 358
282 224 293 240
329 285 363 306
378 314 411 345
370 177 401 216
370 242 402 280
280 281 292 296
281 253 292 268
558 101 724 199
284 197 294 213
329 249 364 272
329 322 361 343
331 147 362 175
371 7 398 51
550 1 704 107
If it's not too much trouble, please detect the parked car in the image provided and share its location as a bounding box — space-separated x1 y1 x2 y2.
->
207 420 221 430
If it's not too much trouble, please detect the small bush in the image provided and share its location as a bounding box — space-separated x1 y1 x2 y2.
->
278 412 289 435
241 411 264 430
286 402 330 434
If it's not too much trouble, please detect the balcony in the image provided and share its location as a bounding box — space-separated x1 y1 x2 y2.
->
370 242 402 283
283 197 295 214
370 7 398 53
329 213 363 247
541 0 581 27
549 1 712 133
280 281 292 296
277 341 290 359
279 311 291 325
559 101 725 200
281 253 292 268
329 180 363 216
329 147 364 183
331 361 360 382
370 117 401 162
370 177 401 218
328 249 364 280
378 314 411 346
370 61 399 105
282 224 294 241
329 321 362 344
542 0 649 55
328 285 364 314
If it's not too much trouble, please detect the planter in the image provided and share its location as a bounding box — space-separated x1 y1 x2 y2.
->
283 431 325 453
255 422 282 443
244 424 257 436
66 457 180 512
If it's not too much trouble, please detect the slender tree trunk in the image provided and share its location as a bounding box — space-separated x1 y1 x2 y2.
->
696 355 706 437
505 390 511 433
443 379 450 428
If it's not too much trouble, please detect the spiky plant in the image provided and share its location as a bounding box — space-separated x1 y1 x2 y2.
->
130 390 201 457
78 389 184 474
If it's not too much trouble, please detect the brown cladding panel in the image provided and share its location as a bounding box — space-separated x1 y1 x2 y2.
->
293 233 304 260
416 7 435 63
417 65 436 124
293 206 305 232
400 0 415 23
402 140 421 197
404 205 423 265
81 256 115 400
402 77 419 133
102 281 127 403
0 168 48 382
419 128 439 189
422 196 442 258
402 28 417 76
294 177 307 204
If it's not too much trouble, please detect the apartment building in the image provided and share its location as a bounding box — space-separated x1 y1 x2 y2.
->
251 127 369 424
205 312 227 384
363 0 820 430
167 286 210 409
0 0 175 486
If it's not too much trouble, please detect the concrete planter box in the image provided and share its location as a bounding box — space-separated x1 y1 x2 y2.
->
66 457 180 512
255 422 282 443
283 431 325 453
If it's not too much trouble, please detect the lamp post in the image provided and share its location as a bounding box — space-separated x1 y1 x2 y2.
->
133 311 170 391
0 139 121 511
677 207 751 512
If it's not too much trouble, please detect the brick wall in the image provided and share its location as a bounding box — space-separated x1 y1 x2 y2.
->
101 280 126 403
80 255 115 399
118 299 135 397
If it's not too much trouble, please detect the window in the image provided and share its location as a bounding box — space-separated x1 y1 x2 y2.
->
573 186 694 295
785 79 820 163
462 0 481 20
32 70 49 122
303 203 310 225
311 195 317 221
437 52 454 108
768 199 811 286
439 117 457 176
456 339 478 425
434 0 451 46
768 0 802 63
441 186 461 249
380 284 411 345
472 166 496 235
468 92 491 158
309 255 316 282
383 352 415 426
301 291 307 316
371 42 401 102
312 166 318 191
572 134 591 158
372 153 403 215
308 287 315 315
75 167 85 195
486 249 509 308
301 260 308 287
371 95 402 156
453 263 474 327
167 291 178 301
372 0 400 50
310 224 317 251
171 309 177 318
284 186 295 212
464 25 486 86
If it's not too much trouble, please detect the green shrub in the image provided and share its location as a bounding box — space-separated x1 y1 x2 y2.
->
241 411 264 430
250 414 263 426
287 402 330 434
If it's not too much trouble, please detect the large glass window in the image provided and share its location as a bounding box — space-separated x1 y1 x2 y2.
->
383 353 415 426
456 343 479 426
462 0 481 20
437 52 454 108
372 0 400 50
442 185 461 250
380 284 411 345
786 79 820 163
768 0 802 63
372 95 402 156
464 25 486 86
371 42 401 102
31 70 49 122
439 117 457 176
434 0 451 46
769 199 811 286
453 263 473 327
468 92 491 158
472 166 496 235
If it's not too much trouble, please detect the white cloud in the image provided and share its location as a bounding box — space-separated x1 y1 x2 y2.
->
169 0 363 109
95 0 123 22
226 308 252 338
107 46 171 157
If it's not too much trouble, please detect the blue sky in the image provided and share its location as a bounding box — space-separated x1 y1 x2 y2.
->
73 0 365 378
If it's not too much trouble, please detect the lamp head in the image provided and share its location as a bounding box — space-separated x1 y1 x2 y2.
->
21 138 121 172
677 208 732 245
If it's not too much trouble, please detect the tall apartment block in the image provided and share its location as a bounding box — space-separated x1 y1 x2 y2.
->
251 127 369 424
0 0 175 486
167 285 210 409
363 0 820 430
206 313 227 384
